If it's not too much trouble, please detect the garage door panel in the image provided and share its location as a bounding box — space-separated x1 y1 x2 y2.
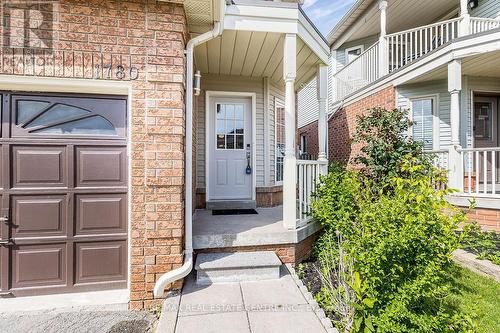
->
75 194 126 235
12 146 67 188
11 244 66 289
12 195 66 238
3 92 128 296
75 241 126 284
76 147 126 187
0 148 3 190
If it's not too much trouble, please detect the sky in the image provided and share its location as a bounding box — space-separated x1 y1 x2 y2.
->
302 0 357 37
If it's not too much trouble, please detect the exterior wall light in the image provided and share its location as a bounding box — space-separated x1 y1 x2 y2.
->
468 0 478 9
194 70 201 96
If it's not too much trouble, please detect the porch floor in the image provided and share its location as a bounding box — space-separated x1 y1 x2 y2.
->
193 206 300 249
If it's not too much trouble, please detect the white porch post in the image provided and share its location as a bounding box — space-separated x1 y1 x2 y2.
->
448 60 464 191
283 33 297 229
317 64 328 175
459 0 471 37
378 0 389 77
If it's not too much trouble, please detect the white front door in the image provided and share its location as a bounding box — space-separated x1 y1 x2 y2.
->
208 97 253 200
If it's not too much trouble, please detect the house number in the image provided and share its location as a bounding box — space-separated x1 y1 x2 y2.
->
94 64 139 80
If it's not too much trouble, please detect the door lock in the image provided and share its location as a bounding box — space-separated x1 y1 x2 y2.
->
0 216 9 223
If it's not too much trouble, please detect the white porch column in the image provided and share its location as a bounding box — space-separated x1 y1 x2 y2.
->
283 33 297 230
448 60 464 191
317 64 328 175
378 0 389 77
459 0 471 37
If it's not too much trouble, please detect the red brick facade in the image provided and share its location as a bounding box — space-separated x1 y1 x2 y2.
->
467 208 500 232
298 86 396 165
0 0 187 309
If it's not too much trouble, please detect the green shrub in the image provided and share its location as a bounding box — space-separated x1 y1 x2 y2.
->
460 222 500 265
352 107 434 189
313 160 470 332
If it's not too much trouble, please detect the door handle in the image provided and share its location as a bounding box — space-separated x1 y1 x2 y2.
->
0 240 13 246
0 216 9 223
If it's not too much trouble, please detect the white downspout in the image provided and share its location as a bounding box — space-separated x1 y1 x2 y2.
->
153 0 225 298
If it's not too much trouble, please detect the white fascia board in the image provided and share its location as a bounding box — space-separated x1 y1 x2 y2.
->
298 12 329 64
224 15 297 33
224 4 329 64
330 0 379 50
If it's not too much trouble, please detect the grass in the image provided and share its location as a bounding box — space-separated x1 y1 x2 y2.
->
445 264 500 333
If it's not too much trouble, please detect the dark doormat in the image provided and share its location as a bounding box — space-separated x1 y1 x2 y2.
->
212 209 258 216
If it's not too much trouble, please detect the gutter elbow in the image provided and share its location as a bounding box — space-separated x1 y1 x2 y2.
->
153 252 193 298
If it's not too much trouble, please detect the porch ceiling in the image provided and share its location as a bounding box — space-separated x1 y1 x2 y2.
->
194 30 322 89
403 51 500 84
331 0 457 47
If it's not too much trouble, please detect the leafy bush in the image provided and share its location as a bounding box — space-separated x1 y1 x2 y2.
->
460 222 500 265
313 160 469 332
352 107 434 189
312 108 472 332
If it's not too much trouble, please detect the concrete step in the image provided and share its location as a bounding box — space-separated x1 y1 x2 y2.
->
195 251 282 285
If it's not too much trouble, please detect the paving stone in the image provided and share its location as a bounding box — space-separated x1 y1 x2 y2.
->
240 274 307 306
247 310 327 333
175 311 251 333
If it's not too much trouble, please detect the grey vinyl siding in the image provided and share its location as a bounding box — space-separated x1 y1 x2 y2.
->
397 77 500 150
269 82 285 184
397 80 451 149
335 34 379 72
195 75 265 188
471 0 500 18
297 78 318 129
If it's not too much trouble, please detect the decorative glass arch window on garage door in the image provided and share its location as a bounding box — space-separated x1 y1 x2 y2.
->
11 95 127 138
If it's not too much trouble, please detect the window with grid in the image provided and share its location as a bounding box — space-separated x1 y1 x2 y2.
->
412 98 434 150
216 103 245 150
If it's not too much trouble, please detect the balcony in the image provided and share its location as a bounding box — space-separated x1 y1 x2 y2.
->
333 16 500 102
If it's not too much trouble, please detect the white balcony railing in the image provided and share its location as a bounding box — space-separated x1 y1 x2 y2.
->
459 147 500 196
297 159 327 226
335 41 379 100
387 17 461 73
424 149 449 170
333 16 500 102
470 17 500 34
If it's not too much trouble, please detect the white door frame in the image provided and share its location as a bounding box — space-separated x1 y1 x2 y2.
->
205 91 257 202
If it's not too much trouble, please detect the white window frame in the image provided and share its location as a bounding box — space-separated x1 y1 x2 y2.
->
275 98 285 185
345 45 364 64
409 95 440 151
300 134 307 155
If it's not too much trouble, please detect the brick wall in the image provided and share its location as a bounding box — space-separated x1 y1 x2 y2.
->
0 0 187 310
297 121 319 159
467 208 500 232
298 86 396 165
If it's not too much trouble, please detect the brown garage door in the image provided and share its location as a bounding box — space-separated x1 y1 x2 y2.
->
0 92 128 297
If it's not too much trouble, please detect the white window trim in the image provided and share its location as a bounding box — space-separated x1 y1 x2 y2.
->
300 134 307 155
345 45 364 64
409 95 440 151
274 97 285 185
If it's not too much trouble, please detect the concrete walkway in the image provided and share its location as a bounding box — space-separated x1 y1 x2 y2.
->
163 267 328 333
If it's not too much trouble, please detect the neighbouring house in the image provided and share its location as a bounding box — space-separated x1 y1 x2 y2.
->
0 0 330 309
298 0 500 232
